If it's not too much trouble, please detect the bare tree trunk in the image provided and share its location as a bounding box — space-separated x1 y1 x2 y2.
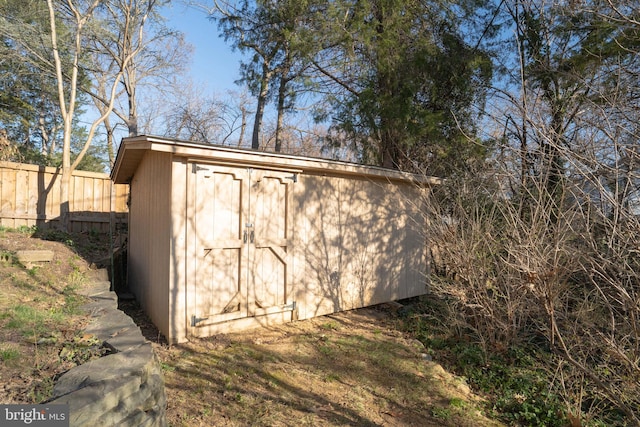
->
38 110 51 156
252 63 272 150
128 95 138 136
104 115 115 168
47 0 154 230
59 167 71 230
274 74 288 153
125 61 139 136
238 105 247 147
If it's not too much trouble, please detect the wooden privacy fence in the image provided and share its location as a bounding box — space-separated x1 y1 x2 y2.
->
0 161 128 232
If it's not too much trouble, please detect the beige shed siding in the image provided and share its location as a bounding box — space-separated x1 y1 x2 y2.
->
400 182 428 298
112 136 433 343
128 151 172 339
294 173 426 321
169 158 189 343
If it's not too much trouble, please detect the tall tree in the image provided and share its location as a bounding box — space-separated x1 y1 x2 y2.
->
45 0 156 229
307 0 494 173
266 0 314 152
0 0 65 156
499 0 640 224
213 0 275 149
86 0 189 167
211 0 315 151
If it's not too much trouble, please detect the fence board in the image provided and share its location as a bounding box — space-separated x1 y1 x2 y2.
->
0 161 128 231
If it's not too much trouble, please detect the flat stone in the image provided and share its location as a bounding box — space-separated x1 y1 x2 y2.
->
50 343 164 426
52 374 143 426
85 310 141 348
79 282 112 297
16 250 54 263
51 343 154 397
104 327 145 353
82 294 118 315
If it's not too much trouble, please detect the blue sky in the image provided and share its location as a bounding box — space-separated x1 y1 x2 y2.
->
163 3 245 94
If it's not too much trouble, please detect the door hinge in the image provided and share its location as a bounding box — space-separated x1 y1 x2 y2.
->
191 314 209 326
283 301 297 311
285 173 298 183
192 164 208 173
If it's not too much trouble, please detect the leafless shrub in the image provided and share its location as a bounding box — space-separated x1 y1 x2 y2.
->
422 140 640 423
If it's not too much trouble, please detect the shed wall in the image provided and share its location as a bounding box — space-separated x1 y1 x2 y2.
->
293 173 426 320
169 158 189 343
175 165 426 342
128 151 172 338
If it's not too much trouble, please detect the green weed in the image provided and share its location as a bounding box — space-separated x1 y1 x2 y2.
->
38 228 75 248
29 375 54 403
5 304 68 339
16 225 37 235
464 350 562 425
0 347 20 362
0 225 36 235
320 321 339 330
397 297 567 427
318 343 333 356
324 372 341 382
160 362 176 372
59 334 108 365
432 407 451 420
66 270 86 288
38 228 69 242
26 266 40 277
450 397 467 409
62 285 83 315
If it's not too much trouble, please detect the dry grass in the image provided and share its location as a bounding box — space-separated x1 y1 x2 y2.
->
0 228 110 403
135 306 503 427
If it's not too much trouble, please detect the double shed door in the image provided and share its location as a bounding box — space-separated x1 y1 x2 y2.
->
189 163 296 329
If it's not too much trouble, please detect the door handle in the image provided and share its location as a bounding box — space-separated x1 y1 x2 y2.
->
243 230 248 244
250 230 255 244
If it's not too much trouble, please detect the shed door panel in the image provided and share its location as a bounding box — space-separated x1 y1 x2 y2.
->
189 165 294 330
193 166 247 324
250 171 291 316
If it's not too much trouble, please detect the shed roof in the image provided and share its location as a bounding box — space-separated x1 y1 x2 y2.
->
111 135 440 185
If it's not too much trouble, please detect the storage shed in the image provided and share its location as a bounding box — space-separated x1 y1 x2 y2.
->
111 135 436 343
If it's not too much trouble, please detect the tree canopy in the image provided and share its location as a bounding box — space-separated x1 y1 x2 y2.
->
210 0 495 174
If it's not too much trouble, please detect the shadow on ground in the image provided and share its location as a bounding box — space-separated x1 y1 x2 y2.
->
120 298 502 427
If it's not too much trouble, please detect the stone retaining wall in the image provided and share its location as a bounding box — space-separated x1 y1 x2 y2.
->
47 271 167 427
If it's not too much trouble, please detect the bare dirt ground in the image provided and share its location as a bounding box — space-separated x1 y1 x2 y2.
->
124 301 504 427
